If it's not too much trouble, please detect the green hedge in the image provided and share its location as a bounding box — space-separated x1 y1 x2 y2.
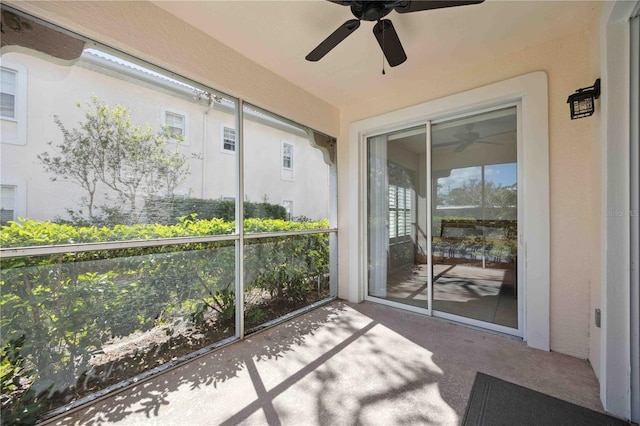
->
144 197 287 224
0 216 328 248
0 217 330 421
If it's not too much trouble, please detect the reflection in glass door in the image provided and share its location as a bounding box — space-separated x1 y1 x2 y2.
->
367 126 428 309
430 107 518 329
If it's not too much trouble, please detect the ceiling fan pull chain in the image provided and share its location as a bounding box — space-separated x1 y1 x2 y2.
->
381 19 386 75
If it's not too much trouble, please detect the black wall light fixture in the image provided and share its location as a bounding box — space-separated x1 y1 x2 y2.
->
567 78 601 119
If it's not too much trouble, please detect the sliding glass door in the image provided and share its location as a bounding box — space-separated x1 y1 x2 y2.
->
366 105 519 333
367 126 428 309
430 107 518 330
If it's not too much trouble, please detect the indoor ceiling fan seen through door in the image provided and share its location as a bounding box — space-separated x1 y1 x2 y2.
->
435 124 512 152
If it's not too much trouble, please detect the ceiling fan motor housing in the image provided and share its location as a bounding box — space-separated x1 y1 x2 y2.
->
351 1 392 21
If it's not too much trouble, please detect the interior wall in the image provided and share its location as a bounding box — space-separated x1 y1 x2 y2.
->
338 19 601 359
6 1 340 138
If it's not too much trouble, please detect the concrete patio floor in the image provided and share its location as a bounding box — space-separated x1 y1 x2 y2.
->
49 300 603 425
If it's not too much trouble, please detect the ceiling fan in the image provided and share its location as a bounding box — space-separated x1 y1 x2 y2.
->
306 1 485 68
435 124 512 152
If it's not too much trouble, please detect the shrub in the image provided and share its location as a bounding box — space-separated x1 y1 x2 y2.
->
0 336 47 425
0 216 330 419
144 196 286 224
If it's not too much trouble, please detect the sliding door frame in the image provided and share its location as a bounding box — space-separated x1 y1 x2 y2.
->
351 72 549 350
362 103 523 336
629 5 639 422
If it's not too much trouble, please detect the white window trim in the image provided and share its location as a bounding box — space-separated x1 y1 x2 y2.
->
282 141 294 170
161 108 188 144
0 62 27 146
220 125 236 154
0 180 27 222
1 68 17 120
347 71 549 351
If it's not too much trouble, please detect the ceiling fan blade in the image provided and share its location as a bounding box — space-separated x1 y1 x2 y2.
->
394 0 484 14
454 142 473 152
482 129 515 138
326 0 353 5
306 19 361 62
453 140 504 152
373 19 407 67
434 141 464 148
475 140 503 145
436 139 503 152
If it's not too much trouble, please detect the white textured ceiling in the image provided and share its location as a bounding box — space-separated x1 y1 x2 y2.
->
153 1 600 109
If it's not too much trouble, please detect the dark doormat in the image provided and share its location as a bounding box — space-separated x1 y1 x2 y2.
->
463 372 629 426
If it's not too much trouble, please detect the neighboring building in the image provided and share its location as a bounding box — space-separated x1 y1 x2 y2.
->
0 48 331 225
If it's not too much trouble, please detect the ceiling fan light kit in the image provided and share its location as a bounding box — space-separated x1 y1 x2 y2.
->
306 0 485 71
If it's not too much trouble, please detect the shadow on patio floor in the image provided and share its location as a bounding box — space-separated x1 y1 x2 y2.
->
49 301 602 425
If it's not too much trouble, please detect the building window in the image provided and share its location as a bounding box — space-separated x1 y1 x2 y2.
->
1 185 16 225
282 200 293 220
388 184 412 240
164 111 185 139
222 126 236 152
1 68 16 119
282 142 293 169
0 63 26 145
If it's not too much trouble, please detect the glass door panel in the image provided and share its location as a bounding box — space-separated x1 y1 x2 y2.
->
367 126 428 309
431 107 518 328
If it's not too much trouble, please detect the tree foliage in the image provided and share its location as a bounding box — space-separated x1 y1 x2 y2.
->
443 178 517 209
38 97 191 225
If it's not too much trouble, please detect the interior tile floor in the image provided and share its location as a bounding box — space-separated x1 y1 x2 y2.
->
386 263 518 328
48 301 604 426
